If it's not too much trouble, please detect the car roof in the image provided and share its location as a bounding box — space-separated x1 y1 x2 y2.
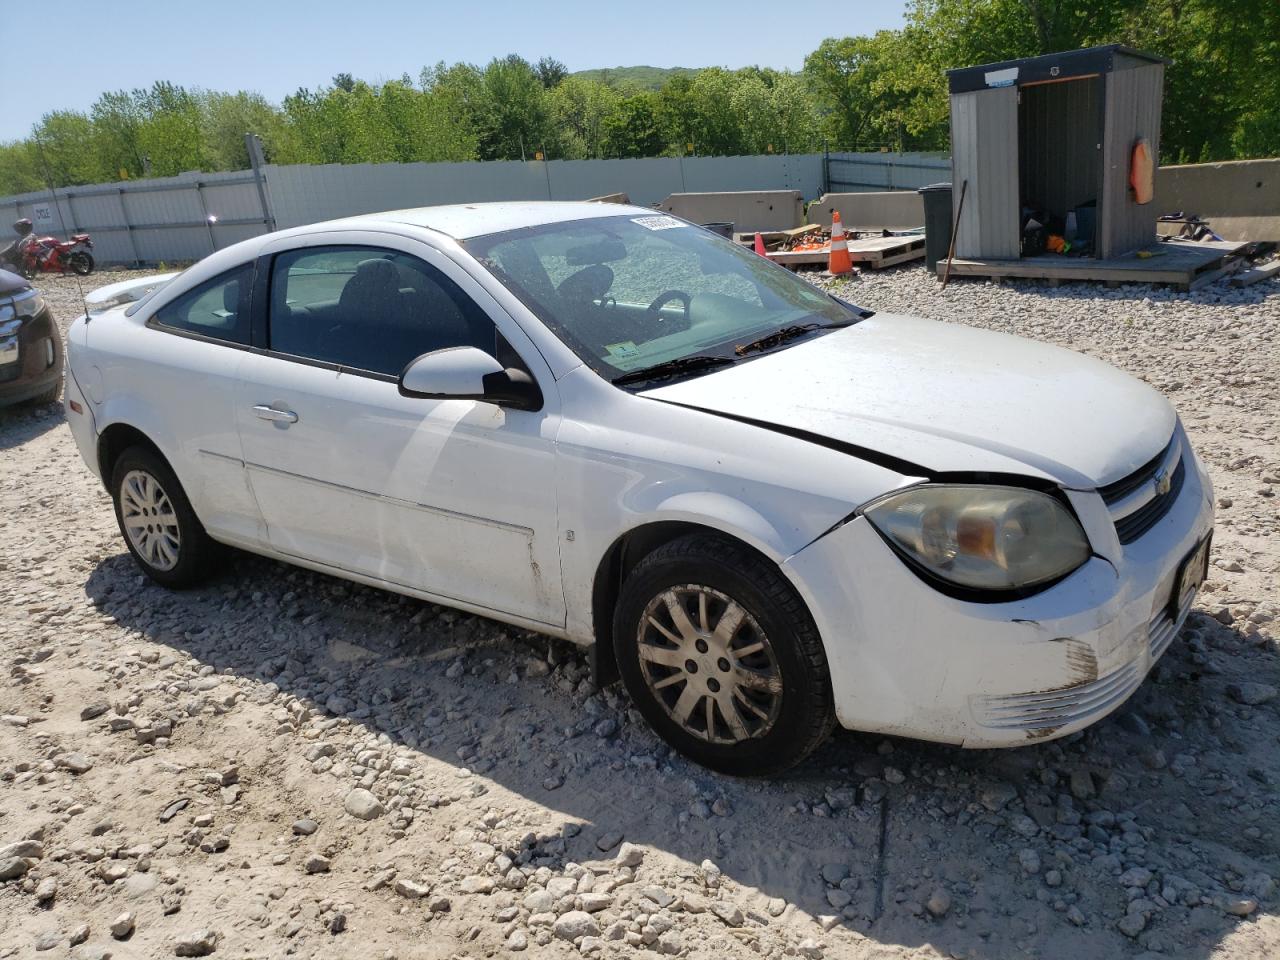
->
314 201 655 241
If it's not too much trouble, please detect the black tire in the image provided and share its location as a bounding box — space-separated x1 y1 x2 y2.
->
67 251 93 275
110 445 220 587
613 533 836 776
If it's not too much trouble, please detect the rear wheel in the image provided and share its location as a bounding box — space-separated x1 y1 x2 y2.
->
613 533 835 776
110 446 219 587
67 251 93 275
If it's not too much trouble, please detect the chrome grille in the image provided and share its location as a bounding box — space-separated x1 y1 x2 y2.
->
1100 434 1183 545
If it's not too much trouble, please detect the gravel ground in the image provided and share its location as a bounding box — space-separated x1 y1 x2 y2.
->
1 266 1277 960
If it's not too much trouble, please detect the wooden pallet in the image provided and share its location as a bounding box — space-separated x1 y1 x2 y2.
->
937 239 1247 291
766 234 926 269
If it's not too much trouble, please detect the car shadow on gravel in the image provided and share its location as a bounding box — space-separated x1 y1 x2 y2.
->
82 547 1278 960
0 401 64 449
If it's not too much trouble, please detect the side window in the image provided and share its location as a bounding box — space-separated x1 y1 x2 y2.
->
268 246 498 377
151 264 252 345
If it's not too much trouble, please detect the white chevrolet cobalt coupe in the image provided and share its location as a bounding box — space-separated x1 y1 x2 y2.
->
64 202 1213 775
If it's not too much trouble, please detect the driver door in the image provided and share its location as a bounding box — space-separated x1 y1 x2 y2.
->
234 232 565 628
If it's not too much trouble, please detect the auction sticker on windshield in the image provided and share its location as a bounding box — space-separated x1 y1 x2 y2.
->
631 216 685 231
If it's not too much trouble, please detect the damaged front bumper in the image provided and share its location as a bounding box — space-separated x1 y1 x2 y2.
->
783 453 1214 747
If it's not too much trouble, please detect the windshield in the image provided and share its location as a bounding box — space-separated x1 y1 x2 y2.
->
465 214 866 383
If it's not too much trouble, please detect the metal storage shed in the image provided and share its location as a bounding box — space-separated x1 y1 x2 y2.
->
947 45 1168 261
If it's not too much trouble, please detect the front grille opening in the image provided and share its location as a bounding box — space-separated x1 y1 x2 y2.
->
1099 437 1175 504
1114 456 1185 544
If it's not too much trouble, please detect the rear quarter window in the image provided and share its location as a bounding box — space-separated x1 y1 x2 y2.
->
150 264 252 345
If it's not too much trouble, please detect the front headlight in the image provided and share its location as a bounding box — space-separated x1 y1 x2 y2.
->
864 484 1090 592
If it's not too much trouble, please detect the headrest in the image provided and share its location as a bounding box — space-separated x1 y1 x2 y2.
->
355 258 401 286
222 279 240 313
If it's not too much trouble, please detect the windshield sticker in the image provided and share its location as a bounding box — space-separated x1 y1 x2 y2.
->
631 215 685 231
604 340 641 358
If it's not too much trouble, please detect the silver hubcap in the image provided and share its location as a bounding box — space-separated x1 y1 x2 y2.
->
637 584 782 745
120 470 181 571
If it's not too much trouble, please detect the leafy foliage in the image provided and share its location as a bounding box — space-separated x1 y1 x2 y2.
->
1 3 1275 196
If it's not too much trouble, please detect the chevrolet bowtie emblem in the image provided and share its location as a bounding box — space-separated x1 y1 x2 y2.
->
1154 468 1172 496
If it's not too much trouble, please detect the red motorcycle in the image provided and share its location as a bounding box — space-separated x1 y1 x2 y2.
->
0 232 95 278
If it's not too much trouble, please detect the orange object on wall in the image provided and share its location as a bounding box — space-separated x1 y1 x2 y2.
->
1130 138 1154 204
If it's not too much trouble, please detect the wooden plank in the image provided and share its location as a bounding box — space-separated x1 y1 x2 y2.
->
765 235 924 268
937 240 1245 285
1230 260 1280 288
862 245 926 269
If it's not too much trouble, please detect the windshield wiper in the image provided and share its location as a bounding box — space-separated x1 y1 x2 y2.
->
735 322 836 356
611 354 737 387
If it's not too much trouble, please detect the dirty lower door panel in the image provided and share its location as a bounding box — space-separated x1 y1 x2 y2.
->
235 353 565 628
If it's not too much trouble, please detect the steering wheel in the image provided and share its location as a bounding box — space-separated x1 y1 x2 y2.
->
646 289 692 327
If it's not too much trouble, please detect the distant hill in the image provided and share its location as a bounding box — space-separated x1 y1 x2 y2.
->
569 66 700 91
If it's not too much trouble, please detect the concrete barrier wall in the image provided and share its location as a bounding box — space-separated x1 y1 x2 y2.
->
655 191 805 232
806 191 926 230
1157 159 1280 241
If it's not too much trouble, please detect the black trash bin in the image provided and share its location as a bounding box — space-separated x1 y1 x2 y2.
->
918 182 953 272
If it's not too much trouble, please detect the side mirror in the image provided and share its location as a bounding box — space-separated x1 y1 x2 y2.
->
398 346 542 411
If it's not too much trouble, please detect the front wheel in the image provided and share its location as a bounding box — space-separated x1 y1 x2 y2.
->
67 251 93 275
613 533 835 776
110 446 220 587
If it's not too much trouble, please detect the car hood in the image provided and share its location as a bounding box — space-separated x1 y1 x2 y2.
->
640 314 1175 489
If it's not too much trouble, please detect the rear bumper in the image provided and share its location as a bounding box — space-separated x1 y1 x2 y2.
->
784 451 1215 747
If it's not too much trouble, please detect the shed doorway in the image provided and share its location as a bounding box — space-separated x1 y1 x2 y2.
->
1017 76 1103 257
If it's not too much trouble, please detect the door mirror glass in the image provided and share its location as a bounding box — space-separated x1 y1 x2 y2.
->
399 347 542 411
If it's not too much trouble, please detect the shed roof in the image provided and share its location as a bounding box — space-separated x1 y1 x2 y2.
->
947 44 1169 95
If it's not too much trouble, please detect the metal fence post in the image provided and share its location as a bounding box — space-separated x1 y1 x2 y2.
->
119 188 142 266
245 134 276 233
194 181 217 254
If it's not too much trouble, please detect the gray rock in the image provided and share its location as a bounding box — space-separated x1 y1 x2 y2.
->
303 854 330 874
1018 848 1041 874
0 840 43 860
35 876 58 904
580 892 612 912
59 753 94 774
980 782 1018 811
394 878 430 899
1045 869 1063 887
1224 897 1258 917
767 897 787 917
291 818 318 836
0 856 30 881
524 890 554 913
110 911 135 939
1118 912 1147 937
1009 814 1039 838
174 929 220 956
926 888 952 917
506 930 529 951
343 788 384 820
69 925 90 946
1227 682 1277 706
553 910 599 940
820 863 850 885
34 930 61 952
595 831 623 853
1120 867 1153 888
80 700 111 721
614 841 643 867
711 901 745 927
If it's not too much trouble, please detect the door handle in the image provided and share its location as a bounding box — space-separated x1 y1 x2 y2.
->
252 404 298 424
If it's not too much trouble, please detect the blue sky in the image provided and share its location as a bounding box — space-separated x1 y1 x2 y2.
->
0 0 908 141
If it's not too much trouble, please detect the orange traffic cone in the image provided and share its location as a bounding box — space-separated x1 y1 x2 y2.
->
754 232 767 256
828 211 852 275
